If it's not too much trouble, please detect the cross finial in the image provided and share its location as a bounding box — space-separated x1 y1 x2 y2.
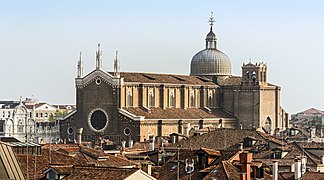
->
208 12 215 31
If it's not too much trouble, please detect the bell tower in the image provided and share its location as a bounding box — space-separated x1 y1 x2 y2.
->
241 62 267 87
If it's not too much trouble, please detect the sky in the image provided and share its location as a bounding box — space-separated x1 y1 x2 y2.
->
0 0 324 114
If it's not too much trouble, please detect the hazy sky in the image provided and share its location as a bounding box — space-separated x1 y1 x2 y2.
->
1 1 324 114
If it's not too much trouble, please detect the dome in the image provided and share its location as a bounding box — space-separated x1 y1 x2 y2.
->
191 49 231 76
190 15 231 76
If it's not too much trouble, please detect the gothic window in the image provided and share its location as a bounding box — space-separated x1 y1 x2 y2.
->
251 71 257 82
127 90 133 107
18 125 24 133
199 120 204 129
0 120 4 132
157 120 162 136
264 117 272 134
190 92 195 107
178 120 183 134
169 90 175 107
148 91 154 108
208 92 213 107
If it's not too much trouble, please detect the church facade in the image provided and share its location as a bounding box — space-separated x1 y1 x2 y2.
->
61 16 288 144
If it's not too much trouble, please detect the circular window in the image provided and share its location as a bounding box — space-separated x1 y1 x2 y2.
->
95 78 101 85
124 128 131 136
67 127 73 134
88 109 108 132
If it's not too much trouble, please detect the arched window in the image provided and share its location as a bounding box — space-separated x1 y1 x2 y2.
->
148 91 154 108
170 90 175 107
264 117 272 134
208 92 213 107
178 120 183 134
127 90 133 107
190 92 195 107
157 120 162 137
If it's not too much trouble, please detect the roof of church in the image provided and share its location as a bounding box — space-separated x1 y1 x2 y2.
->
112 72 216 86
218 76 242 86
122 107 236 120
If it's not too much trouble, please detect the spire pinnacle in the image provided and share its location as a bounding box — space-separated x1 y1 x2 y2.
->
77 51 83 78
114 50 120 78
96 43 103 69
208 12 215 31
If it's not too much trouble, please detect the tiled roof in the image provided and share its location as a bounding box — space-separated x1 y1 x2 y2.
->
218 76 242 86
203 161 241 180
122 107 236 120
114 72 216 86
155 149 204 180
199 147 221 156
278 171 324 180
16 144 138 179
171 129 284 150
300 108 324 115
61 166 139 179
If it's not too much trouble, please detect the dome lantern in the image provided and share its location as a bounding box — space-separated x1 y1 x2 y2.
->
190 13 232 78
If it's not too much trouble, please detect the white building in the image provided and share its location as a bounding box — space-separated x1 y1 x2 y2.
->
0 98 75 143
0 100 35 142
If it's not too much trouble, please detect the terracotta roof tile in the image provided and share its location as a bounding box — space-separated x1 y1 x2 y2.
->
218 76 242 86
116 72 217 86
122 107 236 120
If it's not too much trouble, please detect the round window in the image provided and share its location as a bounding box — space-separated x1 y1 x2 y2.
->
90 110 108 131
124 128 131 136
67 127 73 134
95 78 101 85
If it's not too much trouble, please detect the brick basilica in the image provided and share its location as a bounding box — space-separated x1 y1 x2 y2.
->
60 16 288 144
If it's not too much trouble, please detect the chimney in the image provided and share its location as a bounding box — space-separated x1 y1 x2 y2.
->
294 158 301 180
239 152 252 180
149 135 155 151
76 128 83 145
239 143 244 150
121 141 126 149
272 160 278 180
240 173 246 180
142 163 152 175
301 156 307 175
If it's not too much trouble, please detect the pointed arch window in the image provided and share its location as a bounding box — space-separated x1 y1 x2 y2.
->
127 90 133 107
148 91 154 108
190 92 195 107
169 90 175 107
208 92 213 107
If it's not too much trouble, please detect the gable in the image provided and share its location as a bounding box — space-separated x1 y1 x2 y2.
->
35 103 57 111
75 69 122 89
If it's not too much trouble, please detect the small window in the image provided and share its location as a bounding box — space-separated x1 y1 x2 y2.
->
36 113 38 118
45 113 48 118
40 113 43 118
